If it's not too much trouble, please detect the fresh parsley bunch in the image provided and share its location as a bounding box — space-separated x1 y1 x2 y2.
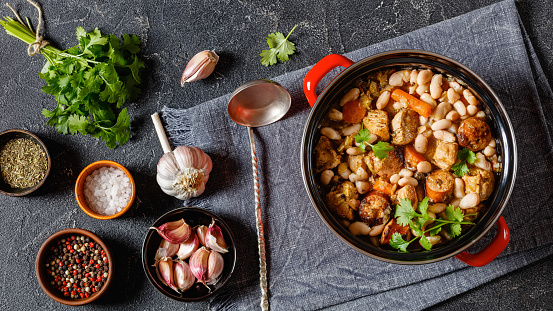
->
354 128 394 159
1 16 144 148
390 197 476 252
452 148 477 177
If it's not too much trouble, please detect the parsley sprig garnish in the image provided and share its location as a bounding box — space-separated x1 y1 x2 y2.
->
354 128 394 159
451 148 477 177
260 25 298 66
389 198 476 252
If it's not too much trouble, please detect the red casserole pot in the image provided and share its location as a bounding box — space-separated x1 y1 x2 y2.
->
300 51 517 266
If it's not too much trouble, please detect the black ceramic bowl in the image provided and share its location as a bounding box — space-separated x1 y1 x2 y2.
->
142 207 236 301
301 50 517 265
0 129 51 196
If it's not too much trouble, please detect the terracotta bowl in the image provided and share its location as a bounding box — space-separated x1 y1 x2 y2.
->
142 207 237 301
35 228 113 306
0 129 51 196
75 160 136 220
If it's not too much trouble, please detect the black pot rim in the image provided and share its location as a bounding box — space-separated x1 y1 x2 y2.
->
301 49 518 264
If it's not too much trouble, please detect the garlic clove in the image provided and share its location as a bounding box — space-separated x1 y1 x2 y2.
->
174 259 196 292
189 246 210 285
155 239 180 261
205 219 229 253
155 257 179 293
196 225 208 246
181 50 219 85
177 231 199 260
206 250 224 285
150 219 191 244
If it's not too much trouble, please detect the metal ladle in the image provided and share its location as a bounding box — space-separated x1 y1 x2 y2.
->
227 79 291 311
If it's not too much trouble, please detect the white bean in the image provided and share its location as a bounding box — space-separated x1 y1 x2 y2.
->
398 176 418 187
419 116 428 126
349 167 368 182
476 111 486 119
430 74 443 99
454 178 465 199
453 100 467 116
342 123 361 136
320 170 334 186
341 219 351 228
389 71 405 86
426 236 442 246
369 224 385 236
447 87 460 103
450 198 461 208
349 221 371 236
431 119 452 131
409 84 417 94
321 127 341 140
328 108 343 121
447 123 459 134
390 174 401 184
402 70 412 82
429 203 446 213
460 193 480 209
449 81 463 94
488 139 496 148
474 153 492 171
432 102 450 121
420 93 437 109
417 161 432 173
346 147 365 155
355 181 371 194
417 69 433 85
446 110 460 121
433 129 456 142
340 88 360 106
337 163 351 179
392 102 405 111
483 146 496 157
467 104 478 116
376 90 391 110
399 169 414 177
416 84 430 96
410 70 419 84
463 89 477 106
414 134 428 153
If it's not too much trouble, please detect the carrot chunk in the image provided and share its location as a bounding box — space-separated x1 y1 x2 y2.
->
391 89 432 118
404 145 427 168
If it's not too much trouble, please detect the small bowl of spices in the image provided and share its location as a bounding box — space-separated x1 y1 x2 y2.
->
0 129 51 196
35 228 113 306
75 160 136 220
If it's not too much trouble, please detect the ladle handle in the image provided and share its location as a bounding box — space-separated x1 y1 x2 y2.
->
248 127 269 311
151 113 172 154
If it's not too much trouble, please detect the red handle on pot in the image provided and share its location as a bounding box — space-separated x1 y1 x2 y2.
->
455 216 510 267
303 54 355 107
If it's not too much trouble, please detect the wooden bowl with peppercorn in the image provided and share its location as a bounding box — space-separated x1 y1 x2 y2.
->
0 129 51 196
35 228 113 306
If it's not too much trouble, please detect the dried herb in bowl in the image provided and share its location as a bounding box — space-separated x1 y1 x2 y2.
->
0 138 48 188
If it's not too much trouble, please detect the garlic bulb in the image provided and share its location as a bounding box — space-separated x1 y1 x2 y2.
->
156 146 213 200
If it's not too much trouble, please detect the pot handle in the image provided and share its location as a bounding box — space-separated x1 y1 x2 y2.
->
455 216 510 267
303 54 355 107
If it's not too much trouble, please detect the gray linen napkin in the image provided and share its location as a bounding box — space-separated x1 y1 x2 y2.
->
162 0 553 309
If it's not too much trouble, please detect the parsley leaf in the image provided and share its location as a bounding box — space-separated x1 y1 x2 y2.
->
389 232 412 253
260 25 298 66
453 148 476 177
395 198 419 226
419 235 432 251
353 128 393 159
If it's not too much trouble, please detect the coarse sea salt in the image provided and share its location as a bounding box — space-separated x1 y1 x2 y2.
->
83 166 131 216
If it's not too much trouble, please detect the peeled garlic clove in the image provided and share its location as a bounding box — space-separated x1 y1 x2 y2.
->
174 260 196 292
189 246 210 284
181 50 219 85
150 219 191 244
206 250 224 285
177 231 199 260
196 225 208 246
206 220 229 253
155 257 179 293
155 239 179 261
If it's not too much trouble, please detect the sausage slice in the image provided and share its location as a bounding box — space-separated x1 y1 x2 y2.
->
359 192 391 226
457 117 492 151
366 147 403 180
380 219 412 246
425 169 454 203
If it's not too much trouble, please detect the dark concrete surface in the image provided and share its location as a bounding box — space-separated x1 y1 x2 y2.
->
0 0 551 310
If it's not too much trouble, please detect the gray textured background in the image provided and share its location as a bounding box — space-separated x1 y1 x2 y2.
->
0 0 551 310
